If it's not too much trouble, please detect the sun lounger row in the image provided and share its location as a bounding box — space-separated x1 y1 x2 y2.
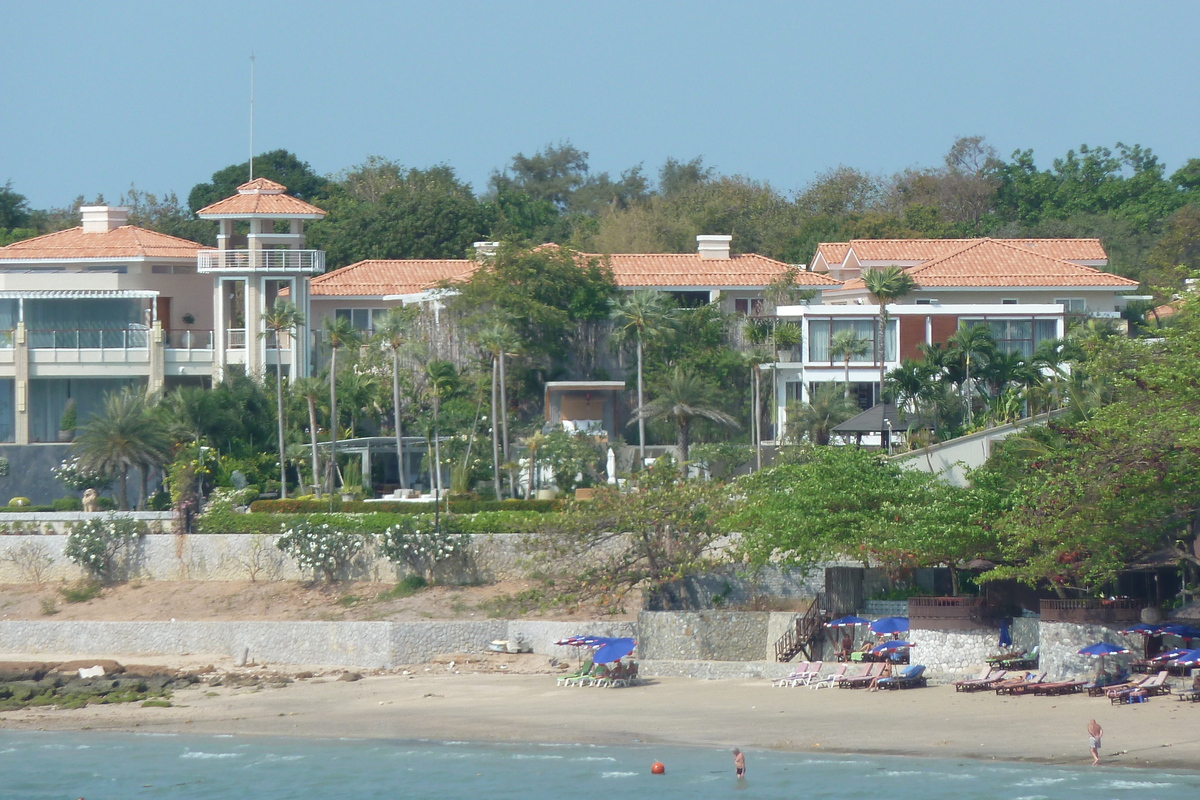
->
557 661 639 688
772 661 825 687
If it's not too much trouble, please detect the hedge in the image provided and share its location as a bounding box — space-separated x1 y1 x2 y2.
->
247 498 563 515
198 510 551 536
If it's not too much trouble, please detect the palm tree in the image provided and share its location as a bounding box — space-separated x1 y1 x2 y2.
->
862 266 917 403
374 306 416 492
336 370 380 439
322 316 361 493
520 429 549 499
74 388 171 510
829 328 871 400
473 319 520 499
261 299 304 499
786 383 858 446
610 290 675 468
946 323 996 425
424 359 458 510
290 376 326 495
632 366 739 467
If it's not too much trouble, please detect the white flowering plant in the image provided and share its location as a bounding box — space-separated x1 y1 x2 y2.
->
275 517 367 582
53 456 114 492
377 519 470 582
65 514 142 581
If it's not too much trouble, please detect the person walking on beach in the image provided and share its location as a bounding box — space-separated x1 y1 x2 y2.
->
732 748 745 779
1088 719 1103 766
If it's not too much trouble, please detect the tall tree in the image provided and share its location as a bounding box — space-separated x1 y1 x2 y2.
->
829 328 871 400
473 319 520 499
862 266 917 403
632 366 739 467
322 316 361 492
786 383 858 446
187 149 329 212
610 290 675 467
290 376 327 494
946 323 996 425
374 306 418 491
261 299 305 498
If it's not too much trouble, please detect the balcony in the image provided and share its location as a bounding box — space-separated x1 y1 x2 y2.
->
198 249 325 274
1040 598 1142 624
26 328 151 369
908 596 997 630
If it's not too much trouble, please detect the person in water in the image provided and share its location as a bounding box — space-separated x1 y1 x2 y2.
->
733 748 745 778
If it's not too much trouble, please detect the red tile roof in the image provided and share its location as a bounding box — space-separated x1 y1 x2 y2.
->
604 252 839 288
816 237 1108 268
309 259 479 297
834 239 1136 291
196 179 326 218
0 225 205 261
311 250 842 297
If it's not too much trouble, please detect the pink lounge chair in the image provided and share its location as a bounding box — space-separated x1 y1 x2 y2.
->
838 662 884 689
809 664 848 689
772 662 812 687
957 669 1009 692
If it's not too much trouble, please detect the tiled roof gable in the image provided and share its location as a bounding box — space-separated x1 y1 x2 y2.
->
0 225 205 261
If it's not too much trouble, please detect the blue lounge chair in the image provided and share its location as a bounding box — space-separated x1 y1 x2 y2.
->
878 664 926 690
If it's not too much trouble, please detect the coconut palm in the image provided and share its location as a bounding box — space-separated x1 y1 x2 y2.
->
862 266 916 402
829 328 871 399
424 359 458 506
473 319 520 499
322 316 361 492
290 376 326 494
632 366 739 467
786 383 858 446
374 306 417 492
337 370 381 439
946 323 996 425
520 429 549 499
261 299 305 499
74 388 171 510
610 290 675 468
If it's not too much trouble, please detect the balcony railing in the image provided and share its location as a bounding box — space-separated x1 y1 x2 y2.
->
28 328 149 350
226 328 247 349
164 329 214 350
198 249 325 274
908 596 996 630
1040 598 1142 624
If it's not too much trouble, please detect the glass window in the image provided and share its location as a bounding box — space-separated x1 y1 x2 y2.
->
1054 298 1086 313
808 320 830 361
807 318 893 362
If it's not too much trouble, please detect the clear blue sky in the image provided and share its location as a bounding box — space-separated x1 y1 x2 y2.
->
4 0 1199 210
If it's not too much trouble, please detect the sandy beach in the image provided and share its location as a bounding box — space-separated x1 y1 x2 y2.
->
2 663 1198 771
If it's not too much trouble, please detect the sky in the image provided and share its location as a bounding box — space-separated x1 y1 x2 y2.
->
3 0 1200 210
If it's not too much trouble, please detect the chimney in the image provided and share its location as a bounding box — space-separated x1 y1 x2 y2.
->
696 234 732 260
473 241 500 261
81 206 130 234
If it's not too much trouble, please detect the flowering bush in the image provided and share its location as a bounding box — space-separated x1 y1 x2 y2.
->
53 456 114 492
275 517 367 582
377 519 470 582
65 514 142 581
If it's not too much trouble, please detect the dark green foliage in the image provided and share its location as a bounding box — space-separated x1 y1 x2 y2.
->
187 149 329 212
247 498 561 514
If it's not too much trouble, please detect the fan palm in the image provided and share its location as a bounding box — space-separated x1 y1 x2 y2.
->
610 290 675 467
374 306 417 491
829 328 871 399
261 299 304 498
862 266 916 401
74 389 171 510
632 366 739 467
322 316 361 492
473 319 521 499
786 383 858 446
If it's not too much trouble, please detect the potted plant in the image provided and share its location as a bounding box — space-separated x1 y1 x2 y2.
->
58 399 77 442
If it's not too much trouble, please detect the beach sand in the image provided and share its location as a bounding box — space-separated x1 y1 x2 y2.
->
2 665 1197 771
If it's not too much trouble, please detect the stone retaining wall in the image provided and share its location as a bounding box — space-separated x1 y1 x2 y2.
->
638 611 789 661
0 619 635 669
1039 621 1144 679
0 532 527 584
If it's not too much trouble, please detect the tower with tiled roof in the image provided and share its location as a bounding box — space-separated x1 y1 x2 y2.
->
196 179 326 380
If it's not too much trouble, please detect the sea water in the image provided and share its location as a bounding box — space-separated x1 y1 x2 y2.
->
1 731 1196 800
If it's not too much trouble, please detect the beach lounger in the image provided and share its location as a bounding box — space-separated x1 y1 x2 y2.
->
1175 688 1200 702
792 661 824 686
557 661 594 687
772 662 812 688
957 669 1009 693
1001 645 1039 671
809 664 848 689
1141 671 1172 696
1088 675 1146 697
879 665 926 690
953 666 992 691
1031 680 1086 696
838 662 884 689
995 672 1047 696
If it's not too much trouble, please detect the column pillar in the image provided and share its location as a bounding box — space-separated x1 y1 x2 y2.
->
14 322 28 445
148 321 165 393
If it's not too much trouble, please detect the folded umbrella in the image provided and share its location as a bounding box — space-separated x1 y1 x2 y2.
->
998 619 1013 649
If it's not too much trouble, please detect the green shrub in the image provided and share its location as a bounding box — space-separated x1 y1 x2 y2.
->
51 496 83 512
0 505 54 513
275 518 368 582
248 498 562 514
64 515 143 581
378 574 428 600
8 497 30 507
60 579 103 603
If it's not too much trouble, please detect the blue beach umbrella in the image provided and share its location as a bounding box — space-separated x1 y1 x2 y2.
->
1173 648 1200 665
869 617 909 636
1152 648 1190 662
1078 641 1130 675
1159 624 1200 641
998 619 1013 649
592 638 636 664
1118 623 1162 636
871 640 914 654
825 615 869 628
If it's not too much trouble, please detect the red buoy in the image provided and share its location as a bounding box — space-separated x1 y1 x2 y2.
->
651 761 665 775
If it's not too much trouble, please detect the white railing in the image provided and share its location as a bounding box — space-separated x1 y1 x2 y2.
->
227 328 246 349
198 249 325 274
164 329 214 350
28 328 149 350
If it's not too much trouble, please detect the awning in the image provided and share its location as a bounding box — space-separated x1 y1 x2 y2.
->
0 290 159 300
832 403 933 435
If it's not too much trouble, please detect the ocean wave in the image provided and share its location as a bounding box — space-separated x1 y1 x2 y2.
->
1014 777 1066 787
601 771 639 778
571 756 617 762
1104 780 1176 789
512 754 564 760
180 752 243 760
